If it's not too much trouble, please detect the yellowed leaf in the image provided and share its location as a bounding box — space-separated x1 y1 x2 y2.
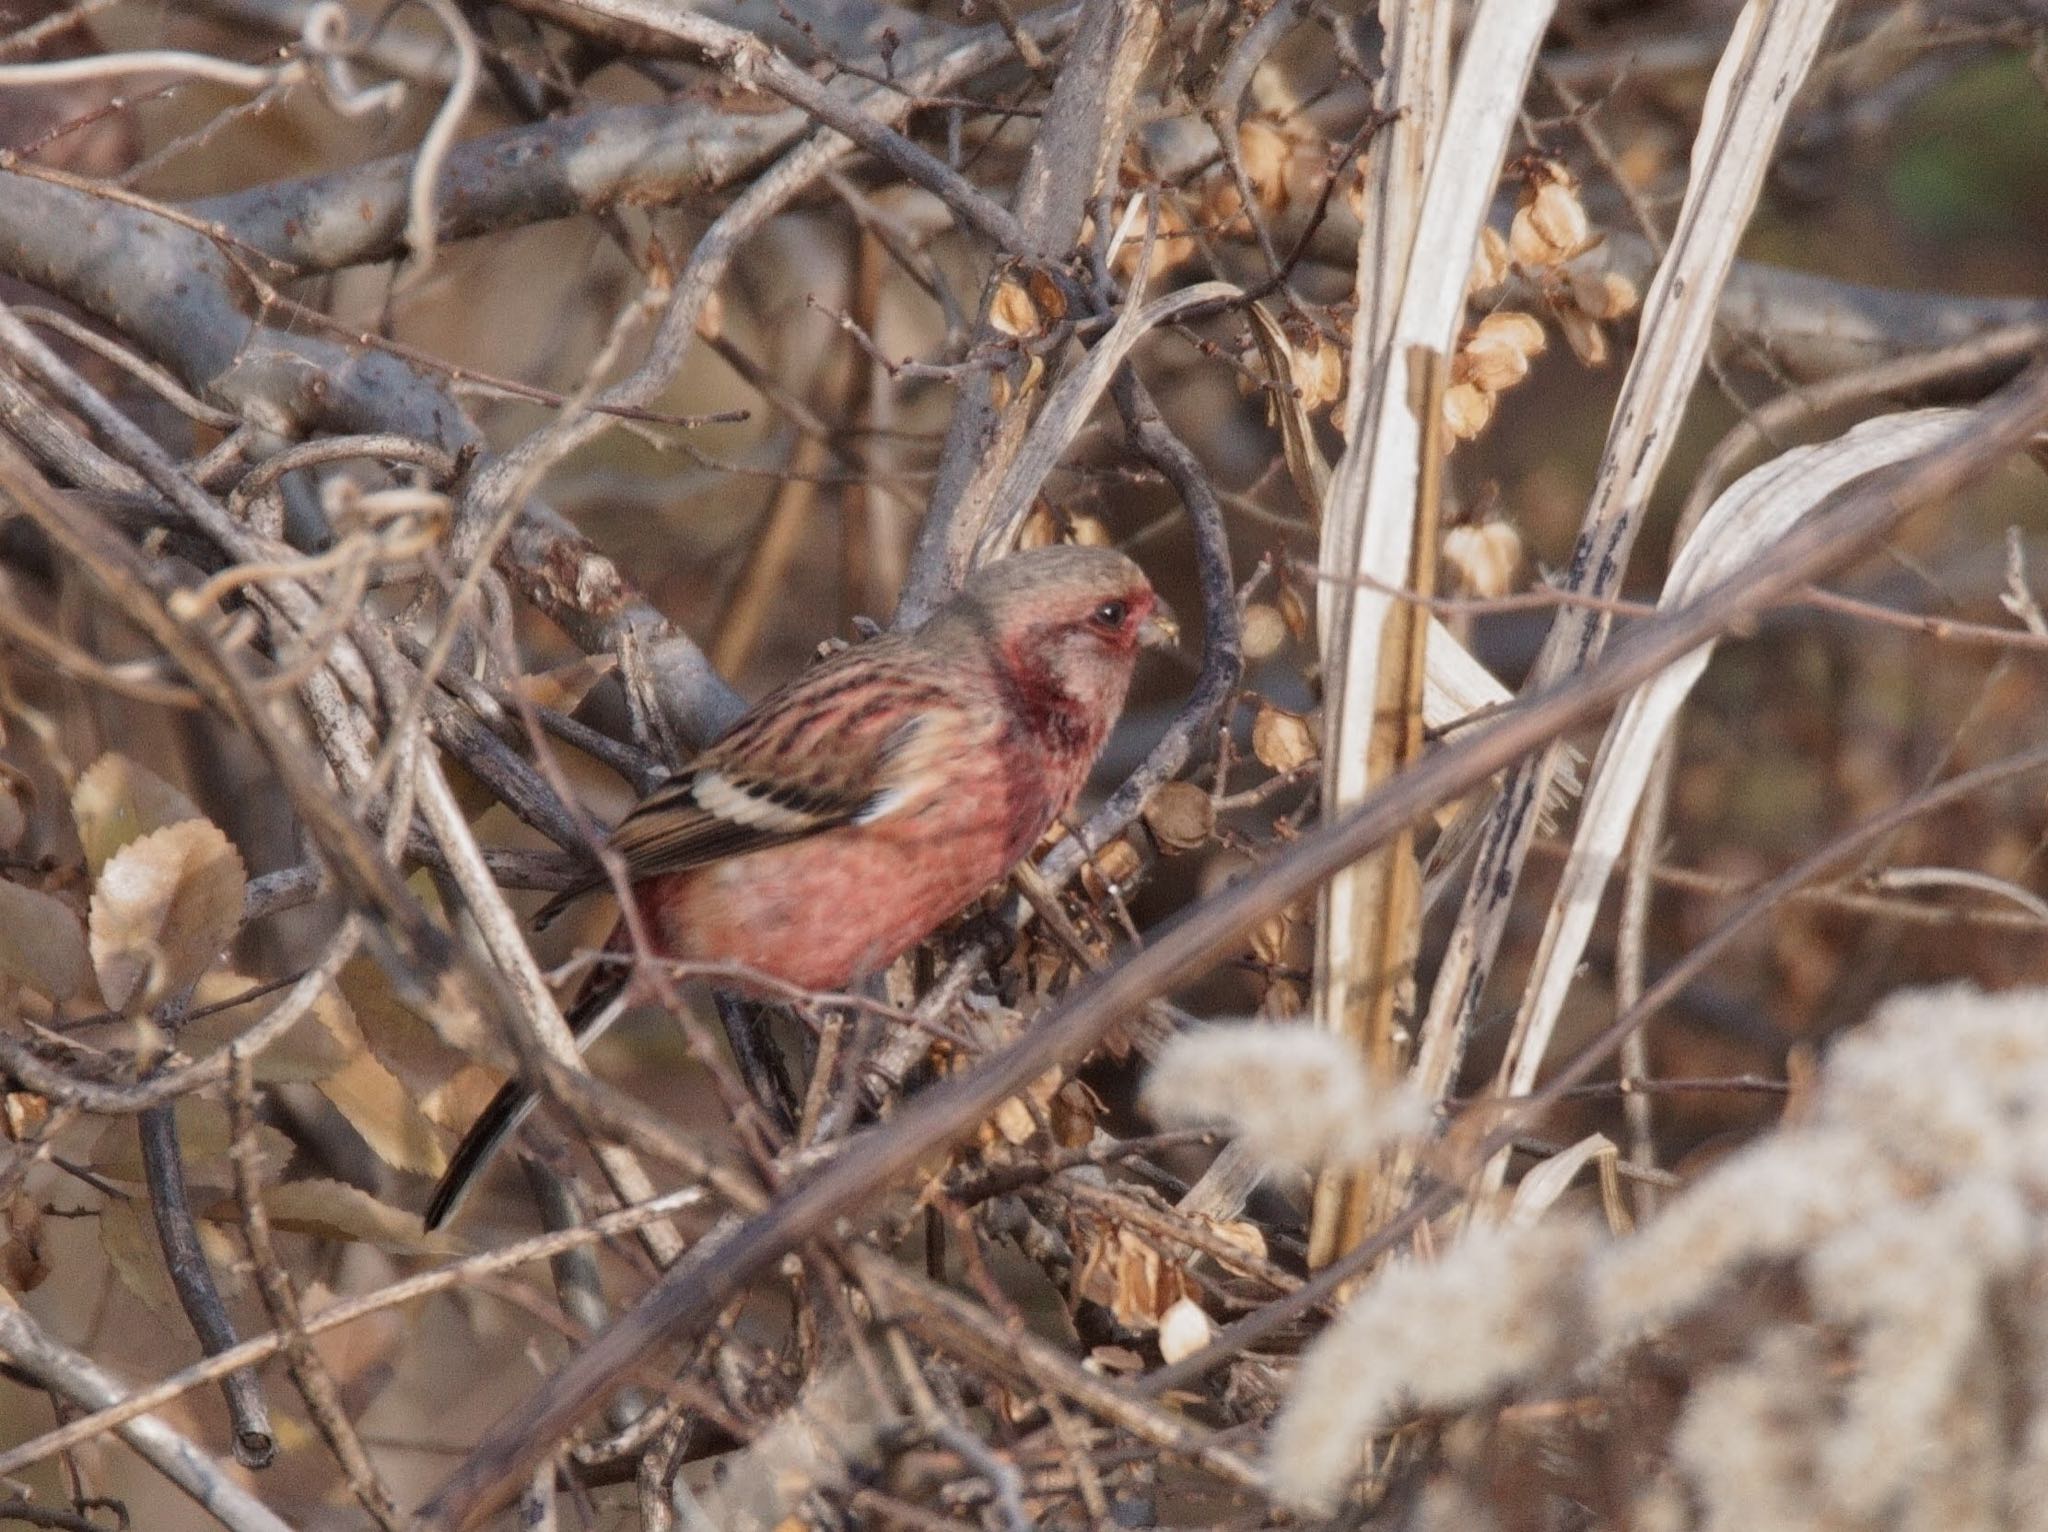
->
248 1177 455 1253
90 1099 292 1190
72 754 200 877
90 820 245 1013
318 1051 448 1177
0 880 93 1003
177 969 362 1083
98 1195 244 1315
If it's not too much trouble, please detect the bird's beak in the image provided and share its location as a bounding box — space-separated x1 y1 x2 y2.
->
1138 600 1181 651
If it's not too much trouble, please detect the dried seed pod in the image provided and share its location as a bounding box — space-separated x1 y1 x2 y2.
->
1442 379 1498 443
1079 835 1145 901
1554 301 1611 367
1144 780 1216 853
1468 225 1511 297
1158 1296 1214 1364
1443 520 1526 600
1509 170 1592 269
1292 330 1345 411
1569 264 1641 321
1252 704 1318 773
1242 602 1289 660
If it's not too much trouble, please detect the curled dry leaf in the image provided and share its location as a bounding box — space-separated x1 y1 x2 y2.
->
1076 1223 1192 1331
1251 703 1318 773
89 819 246 1014
72 752 200 877
1144 780 1215 853
0 879 93 1003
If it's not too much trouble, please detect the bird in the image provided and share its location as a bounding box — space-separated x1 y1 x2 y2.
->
424 544 1176 1229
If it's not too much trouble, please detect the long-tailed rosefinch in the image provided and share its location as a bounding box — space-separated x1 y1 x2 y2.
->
425 545 1174 1228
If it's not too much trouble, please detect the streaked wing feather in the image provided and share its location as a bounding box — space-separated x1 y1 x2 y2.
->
610 660 944 884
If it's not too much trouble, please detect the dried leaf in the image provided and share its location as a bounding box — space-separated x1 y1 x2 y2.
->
72 753 201 877
0 880 92 1002
1508 1133 1617 1227
177 969 362 1082
245 1177 454 1253
1076 1225 1189 1331
1251 704 1318 773
318 1051 449 1177
90 1099 292 1189
4 1091 49 1141
1143 781 1214 853
98 1195 244 1315
511 653 618 716
89 819 246 1013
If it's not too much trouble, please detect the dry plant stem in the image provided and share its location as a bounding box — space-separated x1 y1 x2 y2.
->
1039 369 1240 888
415 360 2048 1531
460 0 1087 655
1616 735 1672 1217
1313 0 1553 1264
0 317 474 994
0 1185 711 1483
225 1055 407 1532
136 1101 274 1469
1412 0 1838 1149
409 746 687 1268
855 1251 1261 1491
899 0 1164 618
0 1305 295 1532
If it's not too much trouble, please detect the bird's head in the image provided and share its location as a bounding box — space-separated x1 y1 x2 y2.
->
949 545 1175 756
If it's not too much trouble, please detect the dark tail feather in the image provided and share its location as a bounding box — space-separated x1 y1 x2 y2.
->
422 963 630 1231
532 872 604 933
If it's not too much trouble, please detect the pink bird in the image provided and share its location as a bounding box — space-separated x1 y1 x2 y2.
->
426 545 1175 1228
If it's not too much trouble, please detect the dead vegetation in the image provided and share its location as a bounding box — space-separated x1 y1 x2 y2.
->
4 1 2048 1529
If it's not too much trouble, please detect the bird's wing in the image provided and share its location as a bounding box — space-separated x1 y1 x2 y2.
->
534 647 957 927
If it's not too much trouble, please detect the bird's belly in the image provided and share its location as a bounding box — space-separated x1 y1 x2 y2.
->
649 815 1027 993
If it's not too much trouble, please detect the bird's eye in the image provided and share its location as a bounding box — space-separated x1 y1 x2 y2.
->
1092 599 1129 629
